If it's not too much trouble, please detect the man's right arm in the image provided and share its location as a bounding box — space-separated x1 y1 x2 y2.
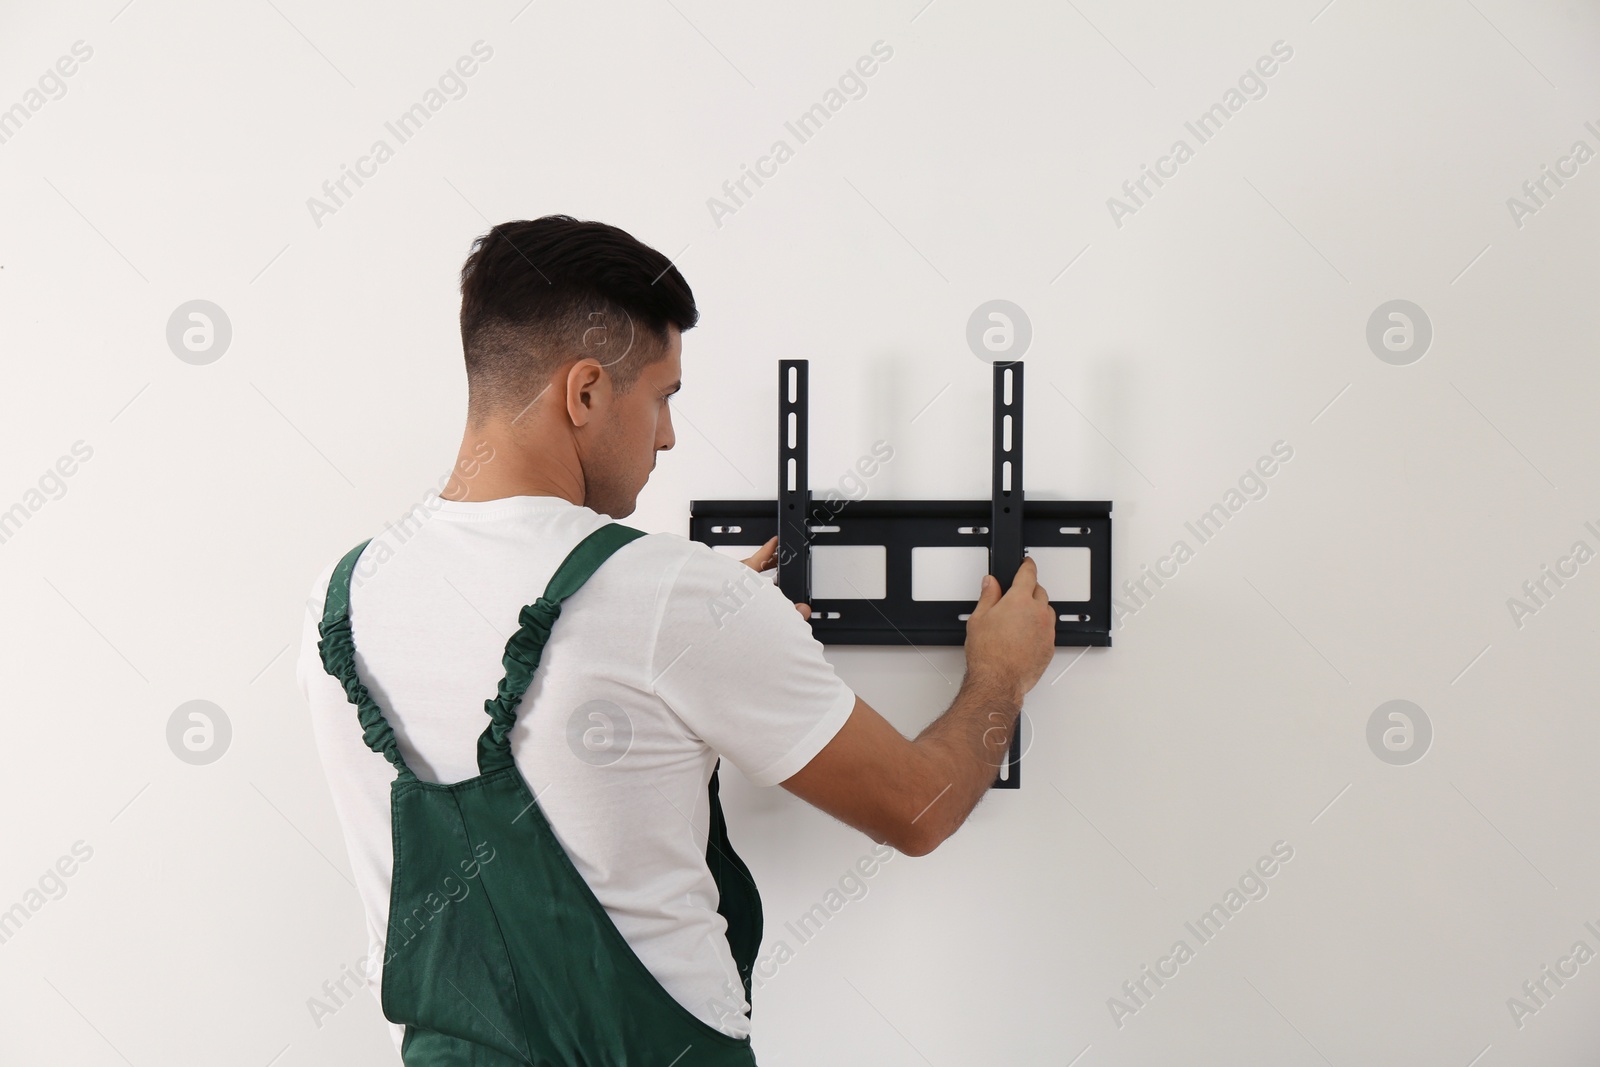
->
780 557 1057 857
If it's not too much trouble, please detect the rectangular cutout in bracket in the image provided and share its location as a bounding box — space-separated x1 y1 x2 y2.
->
811 545 886 600
912 546 989 602
1027 546 1092 604
914 545 1092 604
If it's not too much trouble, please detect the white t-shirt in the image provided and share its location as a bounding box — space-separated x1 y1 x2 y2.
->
294 494 856 1055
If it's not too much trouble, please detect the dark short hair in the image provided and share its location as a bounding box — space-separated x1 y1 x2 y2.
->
458 215 698 420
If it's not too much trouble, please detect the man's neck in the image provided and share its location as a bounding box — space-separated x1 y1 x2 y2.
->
442 425 584 506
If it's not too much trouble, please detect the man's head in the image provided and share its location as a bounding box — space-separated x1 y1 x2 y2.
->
457 216 696 518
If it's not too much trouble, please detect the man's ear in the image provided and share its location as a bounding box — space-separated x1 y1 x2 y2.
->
565 358 609 428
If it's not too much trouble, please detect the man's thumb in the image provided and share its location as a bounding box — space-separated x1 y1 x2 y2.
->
977 573 1000 606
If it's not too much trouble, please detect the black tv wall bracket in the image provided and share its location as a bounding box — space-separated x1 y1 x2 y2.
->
689 360 1112 789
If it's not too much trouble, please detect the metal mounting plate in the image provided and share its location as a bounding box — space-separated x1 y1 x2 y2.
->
689 498 1113 647
689 360 1113 788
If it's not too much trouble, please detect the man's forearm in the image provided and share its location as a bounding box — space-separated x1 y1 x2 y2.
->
903 670 1023 854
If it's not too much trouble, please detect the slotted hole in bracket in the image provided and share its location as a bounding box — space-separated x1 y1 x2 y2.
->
787 366 797 404
786 457 796 493
1003 367 1013 406
1002 414 1012 453
1059 526 1084 535
1002 460 1012 493
811 545 886 600
710 525 745 535
787 412 797 450
957 525 989 535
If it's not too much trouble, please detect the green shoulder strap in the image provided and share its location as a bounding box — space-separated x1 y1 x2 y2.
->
316 539 418 783
477 522 650 774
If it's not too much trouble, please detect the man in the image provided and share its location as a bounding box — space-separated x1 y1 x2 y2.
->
296 214 1057 1063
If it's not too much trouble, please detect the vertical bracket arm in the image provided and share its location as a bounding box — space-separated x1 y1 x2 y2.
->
777 360 811 607
990 360 1024 789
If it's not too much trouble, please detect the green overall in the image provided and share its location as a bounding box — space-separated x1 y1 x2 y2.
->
316 521 764 1066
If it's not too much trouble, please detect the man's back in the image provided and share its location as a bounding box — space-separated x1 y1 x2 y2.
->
295 493 856 1055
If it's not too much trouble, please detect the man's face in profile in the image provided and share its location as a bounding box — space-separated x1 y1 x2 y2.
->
586 324 680 519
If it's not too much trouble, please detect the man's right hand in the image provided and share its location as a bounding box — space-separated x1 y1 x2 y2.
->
963 555 1057 700
779 554 1060 859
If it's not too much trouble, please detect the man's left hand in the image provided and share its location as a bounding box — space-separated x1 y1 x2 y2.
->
741 536 812 620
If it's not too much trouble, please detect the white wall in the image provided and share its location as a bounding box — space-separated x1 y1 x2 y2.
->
3 1 1598 1064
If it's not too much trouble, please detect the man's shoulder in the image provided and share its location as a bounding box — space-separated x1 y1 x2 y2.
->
607 528 746 579
600 531 782 636
297 523 748 619
621 531 766 589
300 553 343 624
